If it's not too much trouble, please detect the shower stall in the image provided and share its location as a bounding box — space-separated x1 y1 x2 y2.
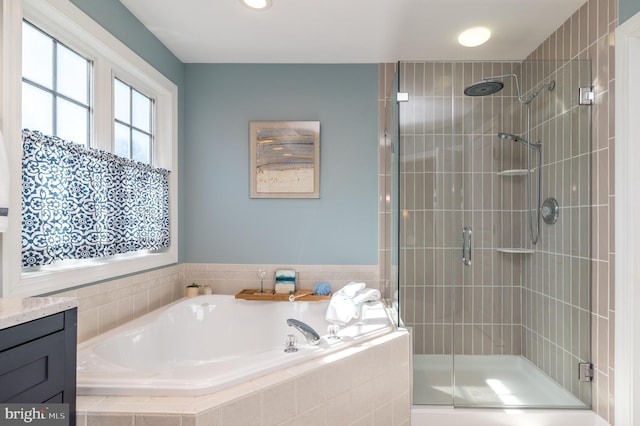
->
395 60 592 408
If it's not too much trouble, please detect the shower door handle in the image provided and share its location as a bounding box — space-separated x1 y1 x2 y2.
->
462 226 472 266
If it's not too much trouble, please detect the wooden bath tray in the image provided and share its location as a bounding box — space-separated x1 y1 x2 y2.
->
235 289 331 301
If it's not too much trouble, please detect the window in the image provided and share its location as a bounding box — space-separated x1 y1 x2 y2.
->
114 78 154 164
22 21 91 146
1 0 178 297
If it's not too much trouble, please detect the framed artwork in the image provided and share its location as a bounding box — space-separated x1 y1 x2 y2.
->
249 121 320 198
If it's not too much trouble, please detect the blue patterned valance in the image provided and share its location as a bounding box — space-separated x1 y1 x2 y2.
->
21 129 170 268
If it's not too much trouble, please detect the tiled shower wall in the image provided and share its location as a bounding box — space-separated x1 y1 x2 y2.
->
522 0 617 421
519 58 593 405
399 61 525 356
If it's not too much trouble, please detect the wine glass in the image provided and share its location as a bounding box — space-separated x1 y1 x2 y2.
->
257 267 267 293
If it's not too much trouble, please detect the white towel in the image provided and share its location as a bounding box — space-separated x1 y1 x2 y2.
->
337 282 366 298
0 130 9 233
323 283 366 324
325 287 381 326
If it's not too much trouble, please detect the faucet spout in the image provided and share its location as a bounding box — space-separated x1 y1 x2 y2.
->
286 318 321 345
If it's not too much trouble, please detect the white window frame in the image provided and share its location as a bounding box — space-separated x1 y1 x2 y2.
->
112 77 155 164
1 0 178 297
22 19 93 148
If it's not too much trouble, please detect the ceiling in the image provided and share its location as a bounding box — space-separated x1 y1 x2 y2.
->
118 0 588 63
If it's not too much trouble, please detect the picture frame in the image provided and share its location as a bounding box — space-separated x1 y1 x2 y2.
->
249 120 320 198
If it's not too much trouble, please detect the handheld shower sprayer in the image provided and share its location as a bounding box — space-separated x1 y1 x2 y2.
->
465 73 555 246
497 132 541 150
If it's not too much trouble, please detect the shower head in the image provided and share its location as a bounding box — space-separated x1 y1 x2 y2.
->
464 73 517 98
497 132 541 150
464 73 555 105
464 80 504 97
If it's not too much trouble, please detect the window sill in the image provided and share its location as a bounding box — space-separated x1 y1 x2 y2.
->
11 250 178 297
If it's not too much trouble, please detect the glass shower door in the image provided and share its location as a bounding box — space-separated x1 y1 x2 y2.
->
399 61 460 405
399 59 593 409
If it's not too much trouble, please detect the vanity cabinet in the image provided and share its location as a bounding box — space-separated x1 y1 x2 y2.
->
0 307 77 425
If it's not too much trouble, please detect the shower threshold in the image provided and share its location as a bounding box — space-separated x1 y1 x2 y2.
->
413 354 588 407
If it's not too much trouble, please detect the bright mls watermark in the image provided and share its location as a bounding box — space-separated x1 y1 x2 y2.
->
0 404 68 425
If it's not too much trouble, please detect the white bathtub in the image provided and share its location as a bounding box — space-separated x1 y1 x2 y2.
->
77 294 393 396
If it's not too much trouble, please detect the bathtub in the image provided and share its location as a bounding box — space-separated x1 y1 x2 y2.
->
76 294 393 396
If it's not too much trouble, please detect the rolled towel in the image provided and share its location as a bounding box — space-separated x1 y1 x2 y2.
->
336 282 365 298
325 287 381 325
325 296 357 326
352 288 381 305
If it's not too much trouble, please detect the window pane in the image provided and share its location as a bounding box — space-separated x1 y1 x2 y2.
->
114 79 130 124
132 130 150 164
132 90 151 132
57 44 89 104
57 98 88 145
114 122 130 158
22 22 53 89
22 82 53 134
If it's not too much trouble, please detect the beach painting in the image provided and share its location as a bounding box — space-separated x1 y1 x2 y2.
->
249 121 320 198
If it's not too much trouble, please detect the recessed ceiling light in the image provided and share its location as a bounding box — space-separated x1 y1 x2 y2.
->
458 27 491 47
242 0 272 10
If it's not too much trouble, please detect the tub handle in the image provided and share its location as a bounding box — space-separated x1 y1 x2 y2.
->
462 226 472 266
284 334 298 353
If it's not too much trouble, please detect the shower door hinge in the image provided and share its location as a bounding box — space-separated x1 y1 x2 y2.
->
397 92 409 102
578 362 594 382
578 86 595 105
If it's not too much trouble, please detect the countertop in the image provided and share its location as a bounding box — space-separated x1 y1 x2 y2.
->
0 297 78 331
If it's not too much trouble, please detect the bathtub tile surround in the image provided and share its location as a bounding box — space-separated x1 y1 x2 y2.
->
55 263 379 343
75 330 411 426
70 263 402 424
183 263 380 298
55 264 184 342
76 295 391 395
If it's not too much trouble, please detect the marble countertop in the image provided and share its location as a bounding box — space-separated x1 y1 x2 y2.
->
0 297 78 331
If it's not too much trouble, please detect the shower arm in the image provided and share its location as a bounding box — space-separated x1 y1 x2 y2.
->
480 73 526 103
480 73 555 105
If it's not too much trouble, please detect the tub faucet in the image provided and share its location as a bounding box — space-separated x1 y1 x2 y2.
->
286 318 321 346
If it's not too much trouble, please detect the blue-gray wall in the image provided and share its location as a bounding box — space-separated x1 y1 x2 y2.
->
620 0 640 23
183 64 379 265
55 3 380 266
